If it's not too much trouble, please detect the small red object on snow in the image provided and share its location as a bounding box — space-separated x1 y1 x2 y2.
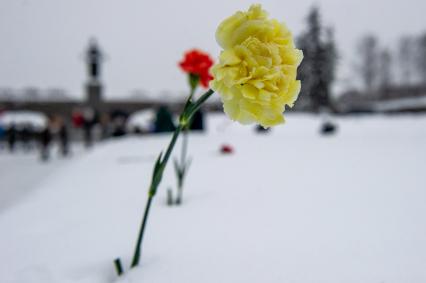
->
220 144 234 154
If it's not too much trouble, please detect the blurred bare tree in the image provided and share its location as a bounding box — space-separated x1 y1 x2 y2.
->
416 33 426 86
398 36 417 86
357 35 379 93
378 48 393 96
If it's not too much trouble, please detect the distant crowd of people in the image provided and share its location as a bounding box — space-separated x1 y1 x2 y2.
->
0 105 206 162
0 115 70 161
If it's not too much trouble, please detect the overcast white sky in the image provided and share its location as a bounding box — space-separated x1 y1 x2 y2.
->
0 0 425 99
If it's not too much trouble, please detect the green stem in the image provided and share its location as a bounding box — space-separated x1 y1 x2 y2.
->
187 89 214 118
176 130 188 204
114 258 124 276
131 126 183 268
158 126 183 176
176 82 197 204
131 195 153 267
128 88 214 269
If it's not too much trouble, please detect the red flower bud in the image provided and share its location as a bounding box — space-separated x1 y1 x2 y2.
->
179 49 214 88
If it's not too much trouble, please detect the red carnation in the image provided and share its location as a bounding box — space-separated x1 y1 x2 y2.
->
220 144 234 154
179 49 214 88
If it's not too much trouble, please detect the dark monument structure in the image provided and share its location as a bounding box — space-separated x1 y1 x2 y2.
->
85 38 104 112
0 39 222 121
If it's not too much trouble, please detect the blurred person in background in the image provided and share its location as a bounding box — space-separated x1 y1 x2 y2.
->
154 106 176 133
82 107 95 148
0 123 5 150
6 123 17 152
20 123 34 151
189 108 205 131
255 124 271 133
100 113 112 139
57 117 70 157
39 123 52 162
111 116 127 137
72 108 84 129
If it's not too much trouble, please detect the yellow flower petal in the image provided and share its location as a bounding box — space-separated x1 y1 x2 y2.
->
220 50 241 65
241 84 258 99
211 4 303 128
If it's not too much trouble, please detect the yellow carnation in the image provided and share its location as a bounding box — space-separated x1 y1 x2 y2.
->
210 4 303 127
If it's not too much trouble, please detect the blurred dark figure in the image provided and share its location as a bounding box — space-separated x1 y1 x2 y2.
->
39 126 52 161
319 111 338 136
58 123 70 157
83 108 95 148
6 124 17 152
110 110 128 138
83 121 93 148
72 109 84 128
255 125 271 134
189 108 204 131
111 116 127 137
111 127 126 137
132 126 143 135
154 106 176 133
20 124 34 151
100 113 111 139
0 124 5 150
320 121 338 135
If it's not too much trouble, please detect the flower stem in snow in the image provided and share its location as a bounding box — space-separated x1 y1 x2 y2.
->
126 88 214 270
114 258 123 276
175 80 197 204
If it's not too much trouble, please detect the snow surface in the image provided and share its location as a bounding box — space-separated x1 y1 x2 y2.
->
0 145 86 212
1 114 426 283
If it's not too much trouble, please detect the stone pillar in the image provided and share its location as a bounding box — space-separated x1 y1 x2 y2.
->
84 38 105 113
86 81 103 112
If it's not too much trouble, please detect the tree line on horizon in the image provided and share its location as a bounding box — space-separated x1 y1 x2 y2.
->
295 6 426 112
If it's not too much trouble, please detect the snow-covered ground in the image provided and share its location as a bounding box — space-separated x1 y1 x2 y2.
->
0 114 426 283
0 145 85 212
